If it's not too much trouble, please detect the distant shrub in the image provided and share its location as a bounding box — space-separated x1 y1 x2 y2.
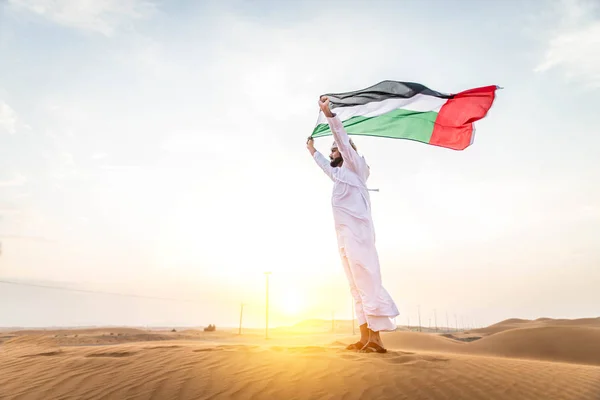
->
204 324 216 332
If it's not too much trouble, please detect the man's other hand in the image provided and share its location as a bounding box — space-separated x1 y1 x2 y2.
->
319 96 333 118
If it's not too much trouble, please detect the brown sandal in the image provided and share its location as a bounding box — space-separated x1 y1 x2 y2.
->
345 341 365 350
362 341 387 353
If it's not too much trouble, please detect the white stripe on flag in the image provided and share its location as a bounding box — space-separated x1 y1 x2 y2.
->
315 94 448 126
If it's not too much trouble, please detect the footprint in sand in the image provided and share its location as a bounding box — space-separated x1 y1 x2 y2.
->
145 345 182 350
193 345 261 353
269 346 330 354
193 347 223 352
332 349 448 366
382 352 449 366
216 345 260 351
20 350 63 358
86 351 137 358
290 346 328 353
338 353 362 361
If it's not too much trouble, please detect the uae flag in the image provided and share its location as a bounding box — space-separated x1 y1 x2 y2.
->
311 80 499 150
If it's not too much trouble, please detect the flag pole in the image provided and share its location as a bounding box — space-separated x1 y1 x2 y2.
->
238 303 246 335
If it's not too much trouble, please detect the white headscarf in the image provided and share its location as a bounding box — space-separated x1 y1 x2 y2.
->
331 138 356 150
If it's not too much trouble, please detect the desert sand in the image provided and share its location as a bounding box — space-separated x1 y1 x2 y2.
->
1 318 600 399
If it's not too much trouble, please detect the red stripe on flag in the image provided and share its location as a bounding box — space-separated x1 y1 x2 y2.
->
430 85 498 150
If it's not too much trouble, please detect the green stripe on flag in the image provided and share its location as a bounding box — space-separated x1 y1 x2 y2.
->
311 109 438 143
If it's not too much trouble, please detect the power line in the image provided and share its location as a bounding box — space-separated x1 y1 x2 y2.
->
0 279 202 304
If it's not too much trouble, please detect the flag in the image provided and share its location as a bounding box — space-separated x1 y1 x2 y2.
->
311 80 499 150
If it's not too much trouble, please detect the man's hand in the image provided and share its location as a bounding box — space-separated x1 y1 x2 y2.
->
306 136 316 155
319 96 334 118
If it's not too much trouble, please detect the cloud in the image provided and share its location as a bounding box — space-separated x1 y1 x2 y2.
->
0 101 18 135
91 152 108 160
0 234 55 243
0 208 22 216
0 174 27 187
8 0 156 36
535 0 600 88
99 165 143 171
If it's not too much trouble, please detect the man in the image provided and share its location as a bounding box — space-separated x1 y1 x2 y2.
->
306 96 399 353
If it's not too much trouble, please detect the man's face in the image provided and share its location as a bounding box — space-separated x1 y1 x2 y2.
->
329 147 343 167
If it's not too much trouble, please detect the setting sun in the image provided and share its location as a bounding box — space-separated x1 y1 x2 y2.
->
281 290 306 316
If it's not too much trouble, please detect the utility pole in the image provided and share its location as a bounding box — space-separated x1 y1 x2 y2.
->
446 311 449 333
331 311 335 333
454 314 458 332
418 305 422 332
238 303 246 335
434 309 438 332
264 272 271 339
407 316 410 331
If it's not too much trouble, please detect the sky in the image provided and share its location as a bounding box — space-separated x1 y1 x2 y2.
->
0 0 599 330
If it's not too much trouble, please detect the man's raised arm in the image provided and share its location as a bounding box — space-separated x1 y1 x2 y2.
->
318 96 363 175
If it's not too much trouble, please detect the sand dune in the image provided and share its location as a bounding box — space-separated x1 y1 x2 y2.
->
378 330 467 352
2 319 600 399
0 335 15 345
472 318 540 335
341 324 600 366
2 337 599 400
473 317 600 335
545 317 600 327
468 326 600 366
5 329 188 347
9 327 151 335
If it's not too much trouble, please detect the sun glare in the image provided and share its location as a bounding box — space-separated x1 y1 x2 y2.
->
281 291 305 316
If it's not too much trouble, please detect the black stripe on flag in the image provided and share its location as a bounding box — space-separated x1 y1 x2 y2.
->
322 80 453 109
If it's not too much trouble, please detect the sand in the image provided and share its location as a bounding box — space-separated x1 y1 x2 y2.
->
1 318 600 399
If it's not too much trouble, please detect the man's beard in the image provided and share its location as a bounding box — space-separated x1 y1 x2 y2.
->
330 156 343 167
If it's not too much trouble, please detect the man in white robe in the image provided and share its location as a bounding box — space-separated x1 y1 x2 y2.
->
306 96 399 353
